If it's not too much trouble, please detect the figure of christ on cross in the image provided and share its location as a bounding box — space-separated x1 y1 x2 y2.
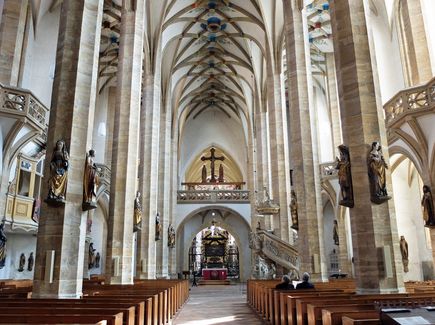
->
201 148 225 182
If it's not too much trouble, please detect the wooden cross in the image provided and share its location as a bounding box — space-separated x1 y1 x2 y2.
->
201 148 225 182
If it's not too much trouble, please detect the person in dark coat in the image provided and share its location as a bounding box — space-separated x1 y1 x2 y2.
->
275 275 294 290
296 272 315 289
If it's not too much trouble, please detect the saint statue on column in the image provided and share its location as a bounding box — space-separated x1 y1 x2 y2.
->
133 191 142 232
422 185 435 228
333 220 339 245
27 252 34 272
168 224 175 248
0 222 7 269
88 243 96 269
400 236 409 273
290 190 299 231
155 213 162 241
18 253 25 272
336 145 354 208
367 141 390 203
83 149 99 211
46 139 69 205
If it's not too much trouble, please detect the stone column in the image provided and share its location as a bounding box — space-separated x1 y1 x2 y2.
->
266 73 291 241
330 0 404 292
398 0 432 86
33 0 103 298
283 0 323 279
137 71 161 279
325 53 342 149
105 0 145 284
0 0 27 86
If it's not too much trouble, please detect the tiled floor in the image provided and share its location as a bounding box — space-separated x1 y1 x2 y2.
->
173 284 265 325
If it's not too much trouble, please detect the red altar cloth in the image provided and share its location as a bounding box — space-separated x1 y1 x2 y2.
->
202 268 228 280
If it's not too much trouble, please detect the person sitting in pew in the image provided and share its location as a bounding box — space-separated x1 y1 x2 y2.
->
296 272 315 289
275 275 294 290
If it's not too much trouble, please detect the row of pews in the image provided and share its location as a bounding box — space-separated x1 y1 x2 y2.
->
247 279 435 325
0 278 189 325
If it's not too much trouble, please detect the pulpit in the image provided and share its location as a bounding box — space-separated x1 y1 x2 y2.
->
202 268 228 280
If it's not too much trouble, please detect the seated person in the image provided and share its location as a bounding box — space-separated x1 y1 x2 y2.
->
275 275 294 290
296 272 315 289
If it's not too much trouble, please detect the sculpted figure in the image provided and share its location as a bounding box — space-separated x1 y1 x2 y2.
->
83 150 99 211
88 243 96 269
155 213 162 241
95 252 101 268
367 141 390 203
18 253 25 272
201 165 207 183
218 164 224 182
422 185 435 228
264 186 271 203
133 191 142 232
290 190 299 231
335 145 354 207
46 140 69 205
400 236 409 273
27 252 34 272
168 224 176 248
0 222 7 269
333 220 339 245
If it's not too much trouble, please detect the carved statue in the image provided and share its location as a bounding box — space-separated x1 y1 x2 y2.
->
88 243 96 269
400 235 409 273
95 252 101 268
248 231 262 251
46 139 69 205
335 145 354 208
218 164 224 182
168 224 175 248
155 213 162 241
333 220 339 246
0 222 7 269
201 165 207 183
27 252 34 272
290 190 299 231
18 253 25 272
422 185 435 228
367 141 390 203
264 186 271 203
83 150 99 211
133 191 142 232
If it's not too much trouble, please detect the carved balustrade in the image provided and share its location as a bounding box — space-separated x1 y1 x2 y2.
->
0 83 49 133
177 190 250 203
257 230 300 277
384 77 435 124
319 161 338 180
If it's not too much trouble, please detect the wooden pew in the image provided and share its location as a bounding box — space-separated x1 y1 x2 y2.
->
0 313 123 325
322 308 379 325
342 315 381 325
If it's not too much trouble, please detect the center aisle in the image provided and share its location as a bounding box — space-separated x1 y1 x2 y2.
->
173 283 265 325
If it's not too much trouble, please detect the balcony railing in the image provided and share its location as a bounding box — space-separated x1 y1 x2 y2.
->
384 77 435 124
319 161 338 180
177 190 250 203
0 83 49 132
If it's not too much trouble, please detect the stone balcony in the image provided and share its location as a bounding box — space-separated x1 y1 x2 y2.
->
177 190 250 204
384 77 435 126
0 83 49 141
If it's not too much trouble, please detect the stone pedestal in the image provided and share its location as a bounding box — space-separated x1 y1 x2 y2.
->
330 0 403 293
105 1 145 284
33 0 103 298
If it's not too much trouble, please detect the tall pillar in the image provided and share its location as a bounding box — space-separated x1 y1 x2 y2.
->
0 0 27 86
283 0 323 279
137 71 161 279
266 73 291 241
33 0 103 298
330 0 404 292
398 0 432 86
105 0 145 284
325 53 343 149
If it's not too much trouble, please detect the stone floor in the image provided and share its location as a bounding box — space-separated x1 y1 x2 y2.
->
173 283 265 325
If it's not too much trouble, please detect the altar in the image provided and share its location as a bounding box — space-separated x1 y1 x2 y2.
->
202 268 228 280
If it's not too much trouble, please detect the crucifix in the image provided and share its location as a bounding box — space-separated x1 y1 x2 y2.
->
201 148 224 182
